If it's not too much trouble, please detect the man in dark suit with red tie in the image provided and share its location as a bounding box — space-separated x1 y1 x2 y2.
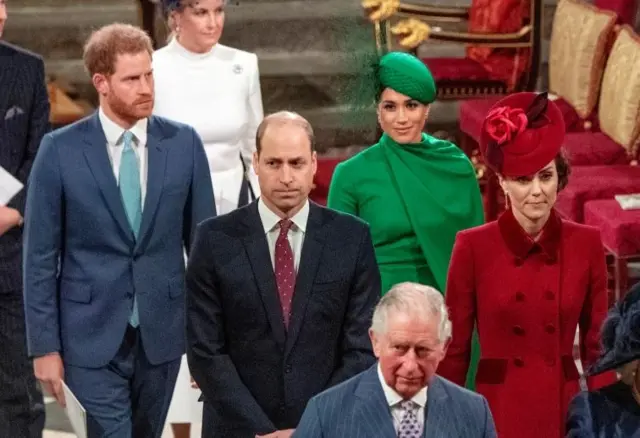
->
0 1 50 436
186 111 381 438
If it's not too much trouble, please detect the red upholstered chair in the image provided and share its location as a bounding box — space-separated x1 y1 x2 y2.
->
362 0 543 100
555 166 640 222
556 25 640 224
584 199 640 301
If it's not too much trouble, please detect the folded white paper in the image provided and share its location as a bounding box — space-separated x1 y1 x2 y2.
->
0 165 23 206
615 194 640 210
62 380 88 438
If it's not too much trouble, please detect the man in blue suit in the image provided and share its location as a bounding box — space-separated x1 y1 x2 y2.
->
23 23 215 437
0 1 50 436
294 282 497 438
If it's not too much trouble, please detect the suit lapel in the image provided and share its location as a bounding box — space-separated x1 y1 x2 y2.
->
82 113 135 245
284 203 326 358
424 377 457 438
0 49 18 121
242 203 286 351
135 117 168 252
354 365 397 437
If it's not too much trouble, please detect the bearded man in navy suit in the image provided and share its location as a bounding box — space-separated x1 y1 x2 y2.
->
23 23 214 437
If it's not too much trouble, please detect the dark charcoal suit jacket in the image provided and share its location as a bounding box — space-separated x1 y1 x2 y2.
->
0 41 49 294
186 200 381 437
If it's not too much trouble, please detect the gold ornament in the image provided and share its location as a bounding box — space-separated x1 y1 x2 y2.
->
362 0 400 22
390 18 431 49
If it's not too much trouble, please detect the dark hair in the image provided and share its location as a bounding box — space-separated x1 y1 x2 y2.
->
255 111 316 155
555 148 571 191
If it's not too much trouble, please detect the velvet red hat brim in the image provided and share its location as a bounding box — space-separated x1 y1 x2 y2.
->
479 93 566 177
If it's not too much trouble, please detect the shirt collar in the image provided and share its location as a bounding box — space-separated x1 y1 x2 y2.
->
257 198 309 234
376 363 428 409
98 107 148 147
497 207 562 264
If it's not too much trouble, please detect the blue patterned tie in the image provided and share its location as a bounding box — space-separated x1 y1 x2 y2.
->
398 400 422 437
119 131 142 327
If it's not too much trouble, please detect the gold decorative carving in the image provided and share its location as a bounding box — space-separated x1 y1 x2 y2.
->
389 18 431 49
362 0 400 22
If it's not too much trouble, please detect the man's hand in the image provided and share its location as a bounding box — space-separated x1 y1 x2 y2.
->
34 352 66 407
0 206 23 236
256 429 295 438
190 374 199 389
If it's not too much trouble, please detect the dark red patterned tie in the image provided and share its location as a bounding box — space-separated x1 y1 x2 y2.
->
275 219 295 328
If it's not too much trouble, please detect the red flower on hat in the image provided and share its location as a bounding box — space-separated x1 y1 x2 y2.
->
484 106 528 146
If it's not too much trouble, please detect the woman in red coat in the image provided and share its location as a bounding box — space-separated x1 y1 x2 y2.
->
438 92 615 438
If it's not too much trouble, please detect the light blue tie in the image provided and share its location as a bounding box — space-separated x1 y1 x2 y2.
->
119 131 142 327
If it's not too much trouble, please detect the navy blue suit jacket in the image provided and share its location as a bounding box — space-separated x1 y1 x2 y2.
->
294 364 497 438
186 201 381 437
0 41 50 294
23 112 215 367
566 381 640 437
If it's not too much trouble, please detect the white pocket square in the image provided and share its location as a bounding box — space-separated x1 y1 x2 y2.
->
4 106 25 120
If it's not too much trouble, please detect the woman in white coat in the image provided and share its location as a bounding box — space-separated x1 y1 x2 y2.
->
153 1 264 436
154 0 263 216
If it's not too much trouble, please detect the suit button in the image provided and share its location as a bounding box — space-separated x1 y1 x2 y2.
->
512 325 525 336
545 324 556 334
279 403 286 413
545 290 555 300
513 357 525 367
515 291 525 302
285 365 292 374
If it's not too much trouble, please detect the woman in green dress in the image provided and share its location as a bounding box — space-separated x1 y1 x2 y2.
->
327 51 484 387
328 51 484 295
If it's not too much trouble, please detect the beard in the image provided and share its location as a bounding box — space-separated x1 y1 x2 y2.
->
107 90 154 124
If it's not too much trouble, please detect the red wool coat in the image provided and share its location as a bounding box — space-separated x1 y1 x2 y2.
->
438 209 616 438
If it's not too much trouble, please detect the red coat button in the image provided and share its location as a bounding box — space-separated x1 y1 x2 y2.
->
512 325 525 336
545 358 556 366
515 291 525 302
545 324 556 334
513 357 525 367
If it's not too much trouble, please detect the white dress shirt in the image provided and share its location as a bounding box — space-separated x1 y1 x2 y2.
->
98 107 148 206
377 363 427 433
257 198 309 272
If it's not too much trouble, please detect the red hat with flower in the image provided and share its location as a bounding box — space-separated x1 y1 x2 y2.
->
479 92 566 177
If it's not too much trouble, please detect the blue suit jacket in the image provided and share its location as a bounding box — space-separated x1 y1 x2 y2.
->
293 364 497 438
0 41 50 294
23 112 215 367
566 381 640 438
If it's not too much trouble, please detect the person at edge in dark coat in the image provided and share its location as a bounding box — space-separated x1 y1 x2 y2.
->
566 281 640 437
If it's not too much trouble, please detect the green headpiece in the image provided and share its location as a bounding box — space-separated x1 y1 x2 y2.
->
377 52 437 104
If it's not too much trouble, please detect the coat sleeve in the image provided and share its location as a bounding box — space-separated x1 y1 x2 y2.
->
292 397 325 438
327 224 379 387
438 232 476 386
22 133 63 357
581 230 617 389
327 162 358 216
185 223 276 434
8 56 50 215
565 391 596 438
182 127 216 252
242 54 263 192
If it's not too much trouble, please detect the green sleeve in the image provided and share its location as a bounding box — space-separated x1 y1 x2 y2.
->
327 162 358 216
